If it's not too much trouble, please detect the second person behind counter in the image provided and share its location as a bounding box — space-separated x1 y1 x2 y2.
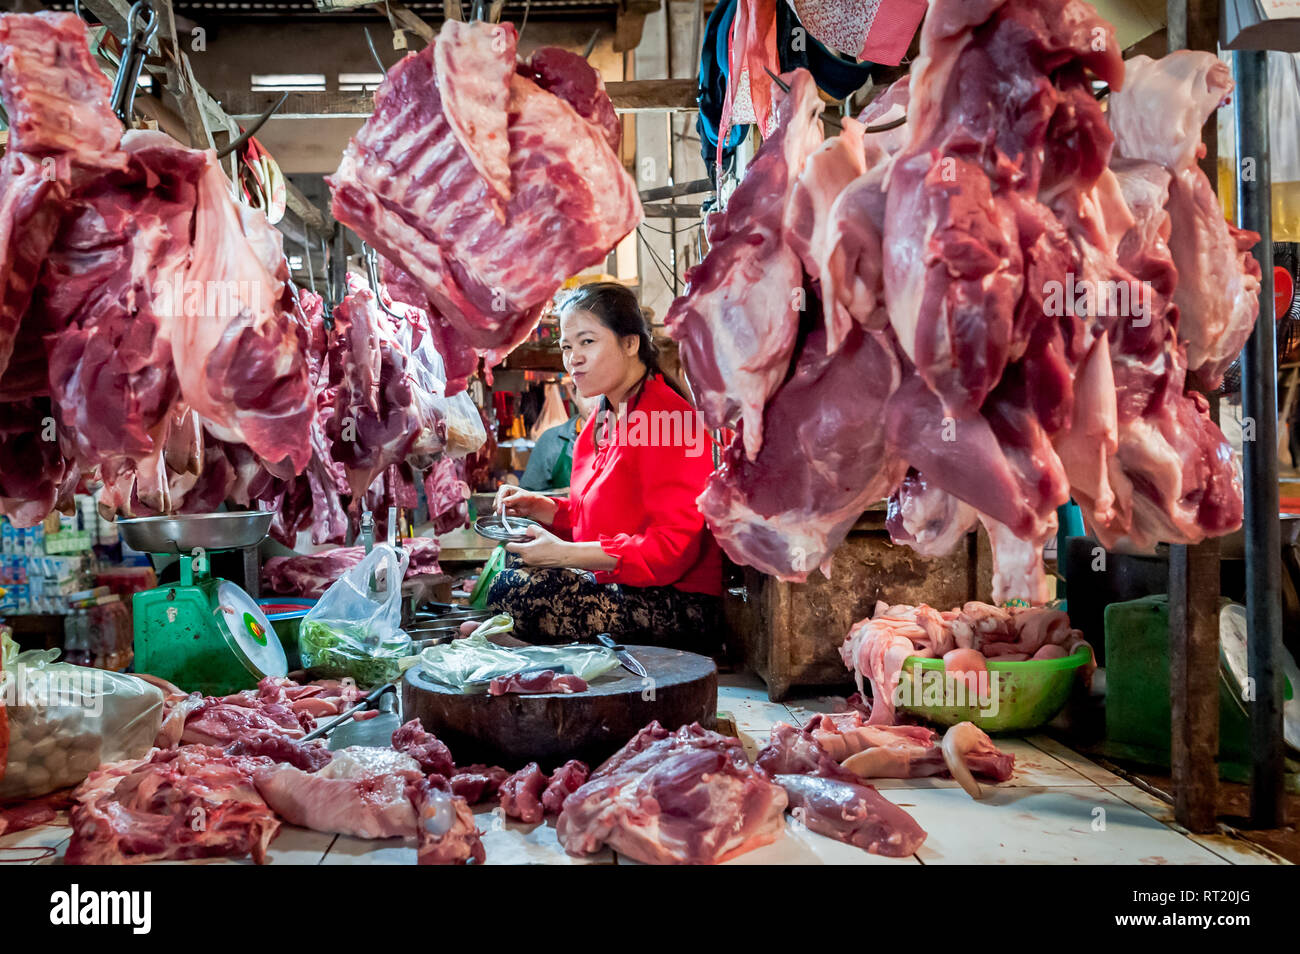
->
486 281 722 651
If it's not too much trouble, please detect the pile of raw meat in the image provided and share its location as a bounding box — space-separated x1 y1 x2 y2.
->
59 675 491 864
328 19 641 391
0 12 481 545
755 714 1014 854
669 0 1259 603
556 721 788 863
261 536 443 598
841 600 1095 726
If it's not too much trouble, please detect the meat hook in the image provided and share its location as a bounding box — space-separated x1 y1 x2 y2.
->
762 66 906 135
214 90 288 159
363 243 407 321
364 26 389 75
109 0 159 126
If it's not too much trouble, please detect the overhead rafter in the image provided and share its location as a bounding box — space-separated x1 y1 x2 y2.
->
76 1 335 239
220 77 697 118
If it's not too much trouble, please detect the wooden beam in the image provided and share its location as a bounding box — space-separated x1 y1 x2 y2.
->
221 78 697 119
1166 0 1222 837
152 0 211 149
372 1 437 45
80 0 157 50
285 179 334 235
221 90 375 118
615 0 661 52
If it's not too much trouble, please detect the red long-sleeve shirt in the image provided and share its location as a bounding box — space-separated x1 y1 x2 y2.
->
550 374 723 596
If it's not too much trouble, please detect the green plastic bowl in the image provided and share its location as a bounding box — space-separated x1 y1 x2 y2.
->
897 648 1091 732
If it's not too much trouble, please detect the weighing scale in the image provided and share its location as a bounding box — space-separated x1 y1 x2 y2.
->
119 512 287 696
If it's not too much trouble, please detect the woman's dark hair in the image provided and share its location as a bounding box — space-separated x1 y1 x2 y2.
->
559 281 690 408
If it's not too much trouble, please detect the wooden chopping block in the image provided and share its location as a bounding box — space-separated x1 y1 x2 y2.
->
401 645 718 768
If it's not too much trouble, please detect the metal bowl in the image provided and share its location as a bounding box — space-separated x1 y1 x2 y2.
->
473 514 539 544
117 511 274 553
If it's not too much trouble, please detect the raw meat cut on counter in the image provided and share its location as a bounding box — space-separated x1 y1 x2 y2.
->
408 775 485 865
66 746 281 865
776 774 927 856
489 670 589 695
753 723 928 855
541 760 589 814
261 537 442 598
328 19 640 375
497 759 591 822
392 718 455 777
0 790 74 837
449 764 511 805
253 747 425 839
498 762 547 824
556 721 788 864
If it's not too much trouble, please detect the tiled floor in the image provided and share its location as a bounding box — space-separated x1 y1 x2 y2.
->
1 672 1287 866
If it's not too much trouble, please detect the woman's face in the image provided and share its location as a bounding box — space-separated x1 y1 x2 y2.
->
559 308 639 399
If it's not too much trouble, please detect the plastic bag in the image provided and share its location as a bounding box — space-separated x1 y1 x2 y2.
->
299 543 413 687
0 637 164 800
469 545 508 609
417 628 619 694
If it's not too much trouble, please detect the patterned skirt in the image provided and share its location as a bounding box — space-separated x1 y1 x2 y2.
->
485 555 721 650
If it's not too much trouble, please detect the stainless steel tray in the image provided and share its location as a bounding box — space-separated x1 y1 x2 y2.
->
473 514 539 544
117 511 273 553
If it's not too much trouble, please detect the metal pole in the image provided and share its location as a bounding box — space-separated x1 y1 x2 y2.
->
1232 49 1286 829
1166 0 1222 835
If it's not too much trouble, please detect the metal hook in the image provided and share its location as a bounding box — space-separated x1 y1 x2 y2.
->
761 67 908 135
362 243 406 321
110 0 159 126
320 236 335 329
470 0 489 22
302 235 317 295
214 90 288 159
363 26 388 75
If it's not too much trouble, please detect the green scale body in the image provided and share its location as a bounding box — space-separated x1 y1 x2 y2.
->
132 553 285 697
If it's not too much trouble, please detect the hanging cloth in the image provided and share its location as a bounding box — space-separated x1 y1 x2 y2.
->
717 0 781 170
697 0 750 181
776 0 877 99
786 0 926 66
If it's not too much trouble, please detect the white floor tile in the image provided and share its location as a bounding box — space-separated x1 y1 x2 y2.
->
321 835 417 865
868 738 1093 791
0 823 72 865
724 816 921 866
1026 735 1127 786
1188 832 1290 865
1102 783 1181 826
784 695 850 726
477 814 612 865
717 686 798 734
904 785 1228 865
264 826 336 864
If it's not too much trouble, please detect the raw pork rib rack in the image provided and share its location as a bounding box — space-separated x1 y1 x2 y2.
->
328 19 642 390
668 0 1260 601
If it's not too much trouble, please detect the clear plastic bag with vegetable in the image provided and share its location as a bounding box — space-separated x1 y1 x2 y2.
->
0 633 164 800
417 620 619 693
299 543 413 687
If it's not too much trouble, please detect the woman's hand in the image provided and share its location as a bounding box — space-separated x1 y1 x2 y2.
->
505 526 619 571
494 485 558 525
505 525 572 567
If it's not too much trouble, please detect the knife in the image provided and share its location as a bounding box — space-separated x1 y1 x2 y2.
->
594 632 648 679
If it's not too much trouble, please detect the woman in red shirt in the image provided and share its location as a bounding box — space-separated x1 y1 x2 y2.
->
487 282 723 646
